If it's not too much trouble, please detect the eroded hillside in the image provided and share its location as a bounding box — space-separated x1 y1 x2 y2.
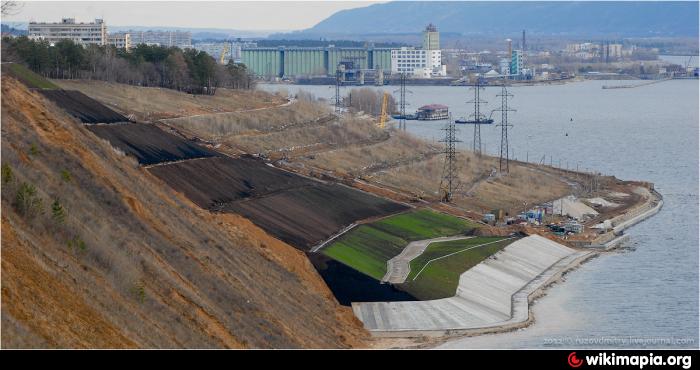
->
0 76 367 348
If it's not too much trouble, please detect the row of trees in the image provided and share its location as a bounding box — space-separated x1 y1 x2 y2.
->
1 36 254 94
345 88 397 116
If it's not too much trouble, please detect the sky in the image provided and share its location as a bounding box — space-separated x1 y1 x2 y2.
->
2 0 382 31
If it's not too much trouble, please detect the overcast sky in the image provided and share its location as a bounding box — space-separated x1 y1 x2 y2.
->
2 1 382 31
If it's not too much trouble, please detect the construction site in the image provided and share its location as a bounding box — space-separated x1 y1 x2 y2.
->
1 62 663 347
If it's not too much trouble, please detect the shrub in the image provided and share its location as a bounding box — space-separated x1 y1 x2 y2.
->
29 143 40 156
1 163 13 185
14 182 44 219
51 199 66 224
67 236 87 254
131 281 146 303
60 169 72 182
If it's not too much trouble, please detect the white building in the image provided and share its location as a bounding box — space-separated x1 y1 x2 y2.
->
123 30 192 49
107 33 131 50
390 24 446 78
391 48 445 78
28 18 106 46
499 58 510 75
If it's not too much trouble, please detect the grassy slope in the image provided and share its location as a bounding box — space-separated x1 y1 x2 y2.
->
53 79 286 120
5 64 59 89
400 236 516 300
322 209 476 280
1 76 366 348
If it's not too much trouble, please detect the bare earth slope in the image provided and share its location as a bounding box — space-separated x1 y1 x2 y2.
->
1 76 366 348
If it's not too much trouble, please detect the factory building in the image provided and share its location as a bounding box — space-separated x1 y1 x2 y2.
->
241 46 392 78
242 24 445 79
28 18 106 46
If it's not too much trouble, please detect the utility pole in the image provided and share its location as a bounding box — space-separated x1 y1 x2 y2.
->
439 114 461 202
495 82 515 174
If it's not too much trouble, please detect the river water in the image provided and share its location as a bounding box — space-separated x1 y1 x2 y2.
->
259 79 699 348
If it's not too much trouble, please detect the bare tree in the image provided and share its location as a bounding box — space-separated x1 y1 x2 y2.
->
1 1 24 16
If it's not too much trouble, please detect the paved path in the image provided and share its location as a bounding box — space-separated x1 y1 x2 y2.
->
382 236 473 284
159 98 295 122
353 235 589 335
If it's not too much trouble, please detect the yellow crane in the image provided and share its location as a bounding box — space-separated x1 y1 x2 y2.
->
378 92 389 129
219 42 230 65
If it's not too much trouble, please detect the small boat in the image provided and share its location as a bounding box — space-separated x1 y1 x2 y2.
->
455 118 494 125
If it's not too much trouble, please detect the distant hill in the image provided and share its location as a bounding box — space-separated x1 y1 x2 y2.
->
1 24 27 36
283 1 698 38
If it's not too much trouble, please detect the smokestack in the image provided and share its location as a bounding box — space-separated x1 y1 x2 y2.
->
506 38 512 59
522 29 526 52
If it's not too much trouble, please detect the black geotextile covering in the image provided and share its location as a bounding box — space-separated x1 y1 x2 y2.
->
39 89 128 124
88 123 219 165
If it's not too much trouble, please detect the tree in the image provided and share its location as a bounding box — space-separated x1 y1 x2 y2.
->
3 38 253 94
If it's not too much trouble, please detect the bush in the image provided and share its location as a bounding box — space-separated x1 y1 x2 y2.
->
51 199 66 224
14 182 44 219
132 281 146 303
1 163 13 185
60 169 72 182
29 143 40 156
67 235 87 254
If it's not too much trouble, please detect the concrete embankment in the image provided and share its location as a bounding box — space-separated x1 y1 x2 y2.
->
353 235 592 337
358 188 664 339
611 189 663 235
588 188 664 249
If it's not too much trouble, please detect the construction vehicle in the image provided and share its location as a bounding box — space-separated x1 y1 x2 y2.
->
378 92 389 129
219 42 230 65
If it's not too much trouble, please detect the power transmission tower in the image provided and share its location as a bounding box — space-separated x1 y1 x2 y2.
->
393 72 411 130
494 83 515 174
332 67 342 114
439 114 461 203
466 78 488 156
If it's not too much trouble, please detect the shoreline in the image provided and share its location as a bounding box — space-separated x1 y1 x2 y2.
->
371 189 664 348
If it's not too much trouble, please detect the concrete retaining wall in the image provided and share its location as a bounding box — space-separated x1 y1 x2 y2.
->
352 235 588 335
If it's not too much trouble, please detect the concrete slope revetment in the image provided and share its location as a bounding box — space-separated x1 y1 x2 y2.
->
352 235 590 336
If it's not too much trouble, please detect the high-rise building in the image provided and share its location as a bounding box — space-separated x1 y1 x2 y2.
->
510 50 523 76
387 24 445 78
422 23 440 51
28 18 106 46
